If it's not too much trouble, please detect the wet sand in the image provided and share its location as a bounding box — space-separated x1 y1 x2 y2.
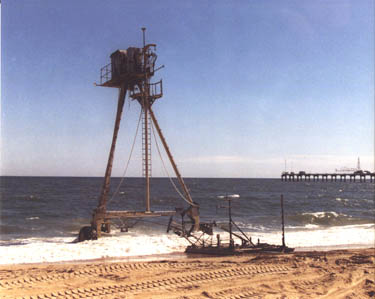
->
0 248 374 298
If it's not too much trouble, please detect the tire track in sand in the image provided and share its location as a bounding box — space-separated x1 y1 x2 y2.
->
0 261 231 289
4 264 290 299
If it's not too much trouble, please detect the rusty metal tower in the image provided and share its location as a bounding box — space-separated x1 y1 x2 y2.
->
79 28 199 240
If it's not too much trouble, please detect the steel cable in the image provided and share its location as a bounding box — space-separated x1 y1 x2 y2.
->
150 120 197 207
106 110 142 205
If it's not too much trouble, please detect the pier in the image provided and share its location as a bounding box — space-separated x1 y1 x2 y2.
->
281 171 375 183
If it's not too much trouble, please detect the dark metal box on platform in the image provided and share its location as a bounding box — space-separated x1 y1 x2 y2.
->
99 46 152 88
110 48 143 79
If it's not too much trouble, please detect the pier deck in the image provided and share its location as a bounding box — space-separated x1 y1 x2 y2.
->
281 171 375 182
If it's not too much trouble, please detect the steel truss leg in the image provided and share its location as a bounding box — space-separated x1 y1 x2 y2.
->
92 85 127 237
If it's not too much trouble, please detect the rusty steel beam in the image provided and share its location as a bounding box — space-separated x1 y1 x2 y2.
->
92 85 127 234
104 210 176 219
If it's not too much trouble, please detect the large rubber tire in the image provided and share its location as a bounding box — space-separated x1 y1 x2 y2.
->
78 226 97 242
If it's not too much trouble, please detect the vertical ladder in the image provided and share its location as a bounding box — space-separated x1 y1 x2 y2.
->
142 108 152 178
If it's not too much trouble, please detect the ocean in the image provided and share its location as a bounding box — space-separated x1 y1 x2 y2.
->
0 176 374 264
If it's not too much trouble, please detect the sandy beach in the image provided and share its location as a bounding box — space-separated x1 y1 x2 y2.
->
0 248 374 299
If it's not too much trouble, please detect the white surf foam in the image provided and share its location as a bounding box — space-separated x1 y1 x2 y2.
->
217 194 240 199
249 223 374 249
302 224 320 229
0 233 189 265
302 211 340 218
0 224 373 265
335 197 349 203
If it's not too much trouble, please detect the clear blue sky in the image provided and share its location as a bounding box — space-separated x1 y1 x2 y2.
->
1 0 374 178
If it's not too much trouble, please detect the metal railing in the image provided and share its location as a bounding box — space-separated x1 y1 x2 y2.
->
99 62 161 91
149 80 163 98
100 63 112 85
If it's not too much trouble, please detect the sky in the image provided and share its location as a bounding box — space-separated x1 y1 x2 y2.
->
1 0 374 178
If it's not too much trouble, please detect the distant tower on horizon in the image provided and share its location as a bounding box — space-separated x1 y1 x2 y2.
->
357 157 361 170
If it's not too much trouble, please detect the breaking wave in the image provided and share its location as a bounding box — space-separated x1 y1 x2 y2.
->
288 211 371 226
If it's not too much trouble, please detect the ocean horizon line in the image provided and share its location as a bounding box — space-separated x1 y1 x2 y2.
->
0 175 281 180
